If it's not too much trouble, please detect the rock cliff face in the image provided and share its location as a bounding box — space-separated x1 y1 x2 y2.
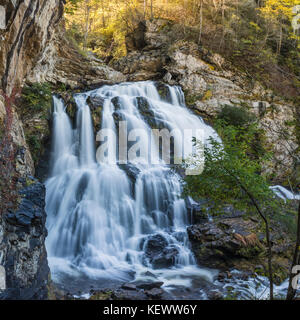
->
27 26 126 89
0 0 65 300
0 0 64 94
0 0 125 93
113 19 299 184
0 1 127 300
0 177 49 300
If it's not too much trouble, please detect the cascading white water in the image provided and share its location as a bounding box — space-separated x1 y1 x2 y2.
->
45 81 219 291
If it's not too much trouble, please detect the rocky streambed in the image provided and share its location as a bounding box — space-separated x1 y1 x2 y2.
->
46 206 295 301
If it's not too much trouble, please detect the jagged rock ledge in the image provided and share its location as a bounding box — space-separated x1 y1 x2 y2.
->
0 177 49 300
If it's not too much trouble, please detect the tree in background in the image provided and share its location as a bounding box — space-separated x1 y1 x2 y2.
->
65 0 142 58
260 0 300 54
63 0 300 79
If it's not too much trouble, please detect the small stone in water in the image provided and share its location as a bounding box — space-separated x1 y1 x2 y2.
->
207 290 223 300
146 288 164 299
121 283 137 291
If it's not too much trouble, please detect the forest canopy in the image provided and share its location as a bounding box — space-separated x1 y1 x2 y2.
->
64 0 300 97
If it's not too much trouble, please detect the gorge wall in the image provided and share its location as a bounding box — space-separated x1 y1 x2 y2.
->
0 0 64 300
113 19 299 186
0 2 298 300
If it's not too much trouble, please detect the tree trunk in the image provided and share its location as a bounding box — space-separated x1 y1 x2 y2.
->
277 21 283 55
144 0 147 19
101 0 105 28
150 0 153 19
198 0 203 44
223 168 274 300
286 200 300 300
84 0 91 50
219 0 226 50
264 219 274 300
238 183 274 300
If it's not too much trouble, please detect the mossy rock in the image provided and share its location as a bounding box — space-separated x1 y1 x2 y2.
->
21 83 52 119
202 90 213 101
89 290 113 300
154 82 171 103
236 245 265 259
111 96 123 111
136 96 155 118
217 104 256 127
185 92 203 106
135 96 168 129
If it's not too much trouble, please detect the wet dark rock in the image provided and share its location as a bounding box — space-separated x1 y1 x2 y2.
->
0 178 49 300
207 290 223 300
151 246 179 269
119 164 141 183
144 234 179 269
136 96 168 129
142 271 157 279
111 96 123 111
145 234 168 255
112 110 126 123
35 139 52 183
118 163 140 197
112 289 148 300
235 272 251 281
87 95 105 110
154 82 171 103
189 215 293 286
136 97 154 117
145 288 164 299
121 283 137 291
132 280 164 290
217 271 232 282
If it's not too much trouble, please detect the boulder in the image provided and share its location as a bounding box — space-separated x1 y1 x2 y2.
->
207 290 223 300
144 233 179 269
151 246 179 269
145 288 164 299
187 217 264 270
132 280 164 290
121 283 137 291
144 234 168 257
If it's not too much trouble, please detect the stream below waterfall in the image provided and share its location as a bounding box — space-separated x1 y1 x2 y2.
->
44 81 289 300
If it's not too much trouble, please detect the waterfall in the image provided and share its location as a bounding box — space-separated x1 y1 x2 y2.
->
45 81 219 290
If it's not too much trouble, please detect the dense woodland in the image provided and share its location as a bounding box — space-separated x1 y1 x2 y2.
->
65 0 300 98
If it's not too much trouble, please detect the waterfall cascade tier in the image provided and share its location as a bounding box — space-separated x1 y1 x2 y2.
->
45 81 219 291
